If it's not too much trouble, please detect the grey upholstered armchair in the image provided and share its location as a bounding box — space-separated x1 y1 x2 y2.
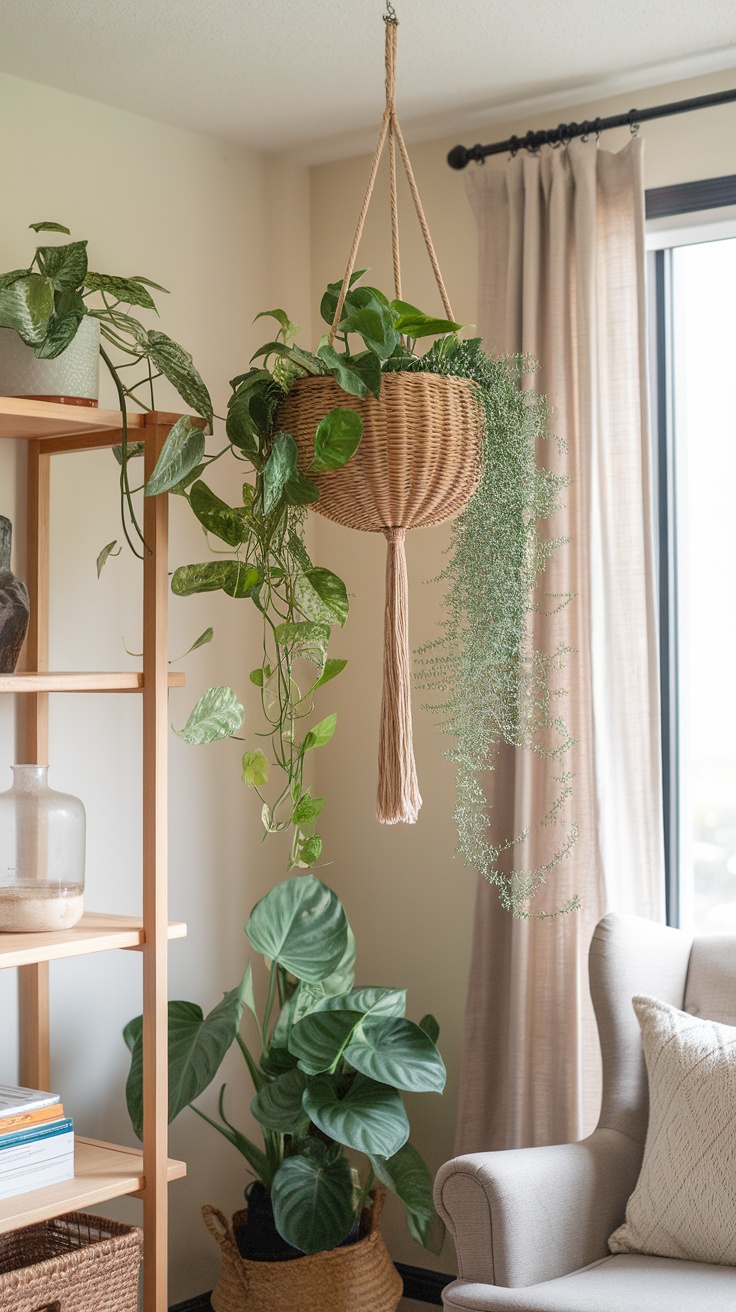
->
435 913 736 1310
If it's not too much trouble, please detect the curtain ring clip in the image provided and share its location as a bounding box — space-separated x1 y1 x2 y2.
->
628 109 640 136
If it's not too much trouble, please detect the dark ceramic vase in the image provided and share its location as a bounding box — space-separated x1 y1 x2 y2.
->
0 517 30 674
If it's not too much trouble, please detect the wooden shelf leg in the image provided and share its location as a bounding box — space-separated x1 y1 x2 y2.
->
17 442 51 1090
142 419 170 1312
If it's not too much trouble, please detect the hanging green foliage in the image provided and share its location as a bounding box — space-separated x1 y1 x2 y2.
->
403 338 579 917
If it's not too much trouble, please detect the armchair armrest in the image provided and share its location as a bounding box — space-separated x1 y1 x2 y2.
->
434 1127 642 1288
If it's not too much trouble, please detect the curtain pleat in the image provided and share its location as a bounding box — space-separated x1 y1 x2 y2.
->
455 138 665 1154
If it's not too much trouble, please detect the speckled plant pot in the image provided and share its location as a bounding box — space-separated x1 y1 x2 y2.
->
0 315 100 405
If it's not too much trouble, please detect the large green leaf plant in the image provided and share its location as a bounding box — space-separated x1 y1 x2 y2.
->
0 221 213 556
125 874 446 1256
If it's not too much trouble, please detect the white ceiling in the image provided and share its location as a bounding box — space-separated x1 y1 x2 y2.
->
2 0 736 163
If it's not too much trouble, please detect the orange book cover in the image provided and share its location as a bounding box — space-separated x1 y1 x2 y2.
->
0 1105 64 1135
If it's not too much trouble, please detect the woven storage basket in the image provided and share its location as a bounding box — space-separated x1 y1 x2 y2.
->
0 1210 143 1312
203 1186 403 1312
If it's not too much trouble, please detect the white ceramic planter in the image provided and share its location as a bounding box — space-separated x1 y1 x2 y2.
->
0 315 100 404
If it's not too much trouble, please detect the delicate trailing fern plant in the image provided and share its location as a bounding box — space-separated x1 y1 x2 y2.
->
402 338 579 917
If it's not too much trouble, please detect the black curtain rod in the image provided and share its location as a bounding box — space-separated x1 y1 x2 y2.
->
447 87 736 169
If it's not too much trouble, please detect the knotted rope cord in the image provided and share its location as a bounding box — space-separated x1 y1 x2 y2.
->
328 12 454 345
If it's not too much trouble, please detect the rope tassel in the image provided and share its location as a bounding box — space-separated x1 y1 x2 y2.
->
377 527 422 824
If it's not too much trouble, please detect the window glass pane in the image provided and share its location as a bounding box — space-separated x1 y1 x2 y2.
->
673 237 736 933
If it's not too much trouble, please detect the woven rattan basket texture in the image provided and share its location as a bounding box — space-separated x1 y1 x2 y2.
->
203 1186 402 1312
0 1210 143 1312
279 371 483 532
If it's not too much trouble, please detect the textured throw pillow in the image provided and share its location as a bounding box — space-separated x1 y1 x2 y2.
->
609 993 736 1265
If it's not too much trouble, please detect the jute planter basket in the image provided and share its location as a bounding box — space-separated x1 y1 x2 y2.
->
278 13 484 824
203 1187 402 1312
0 1210 143 1312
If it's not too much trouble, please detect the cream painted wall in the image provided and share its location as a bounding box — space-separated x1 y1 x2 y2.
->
309 66 736 1283
0 72 311 1304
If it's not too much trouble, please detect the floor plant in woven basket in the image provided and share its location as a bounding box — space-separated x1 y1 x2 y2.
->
124 874 445 1270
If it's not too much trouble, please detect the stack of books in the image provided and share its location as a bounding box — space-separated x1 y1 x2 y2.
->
0 1084 73 1201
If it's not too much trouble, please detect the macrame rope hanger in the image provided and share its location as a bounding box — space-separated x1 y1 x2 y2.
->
326 6 458 825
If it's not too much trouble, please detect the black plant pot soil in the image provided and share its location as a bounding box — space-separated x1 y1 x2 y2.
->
234 1182 360 1262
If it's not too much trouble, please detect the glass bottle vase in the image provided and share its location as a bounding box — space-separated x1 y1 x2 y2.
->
0 766 85 932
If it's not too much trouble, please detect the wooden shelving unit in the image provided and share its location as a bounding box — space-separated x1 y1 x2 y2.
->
0 401 188 1311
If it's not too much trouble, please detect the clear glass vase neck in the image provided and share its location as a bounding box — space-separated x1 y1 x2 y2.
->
10 764 50 792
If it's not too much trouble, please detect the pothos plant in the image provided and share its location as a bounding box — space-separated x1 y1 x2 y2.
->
145 270 575 912
143 271 463 871
125 873 446 1255
0 221 213 558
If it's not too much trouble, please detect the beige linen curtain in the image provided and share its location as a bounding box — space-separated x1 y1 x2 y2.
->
456 137 665 1153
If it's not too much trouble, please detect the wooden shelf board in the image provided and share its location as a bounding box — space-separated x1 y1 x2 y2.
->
0 399 145 442
0 671 186 693
0 1137 186 1234
0 914 187 970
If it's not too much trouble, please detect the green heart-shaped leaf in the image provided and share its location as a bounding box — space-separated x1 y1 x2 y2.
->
295 568 349 627
316 987 406 1019
0 274 54 344
311 407 363 474
271 1150 355 1254
263 432 298 515
289 1009 363 1074
189 480 250 547
345 1017 446 1093
175 686 244 744
304 1071 409 1156
245 874 348 983
369 1141 445 1254
251 1068 308 1133
146 417 206 497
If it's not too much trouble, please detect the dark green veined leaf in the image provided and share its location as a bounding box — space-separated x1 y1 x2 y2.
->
29 221 71 234
260 1043 299 1078
283 470 320 506
304 1072 409 1157
292 791 325 826
147 329 213 425
0 275 54 344
320 270 368 327
250 340 291 364
390 299 462 338
345 1017 446 1094
241 749 269 787
272 1150 355 1254
297 834 322 866
288 345 326 376
85 272 157 310
174 686 244 745
311 408 362 474
418 1014 440 1044
342 305 400 360
347 350 382 398
90 305 150 346
288 1009 363 1074
189 480 249 547
289 928 356 1029
145 416 206 497
245 874 348 983
171 560 261 599
312 657 348 691
124 971 251 1137
263 432 298 515
34 289 86 359
295 568 349 628
128 274 170 293
301 714 337 753
36 241 88 290
369 1141 445 1254
96 540 121 577
254 307 299 343
316 343 370 399
317 987 406 1020
251 1068 308 1134
0 269 32 291
112 441 146 465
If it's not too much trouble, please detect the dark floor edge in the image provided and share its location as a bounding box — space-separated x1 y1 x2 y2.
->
169 1264 456 1310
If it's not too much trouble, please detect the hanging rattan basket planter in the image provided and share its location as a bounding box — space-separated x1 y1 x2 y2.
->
277 10 484 825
